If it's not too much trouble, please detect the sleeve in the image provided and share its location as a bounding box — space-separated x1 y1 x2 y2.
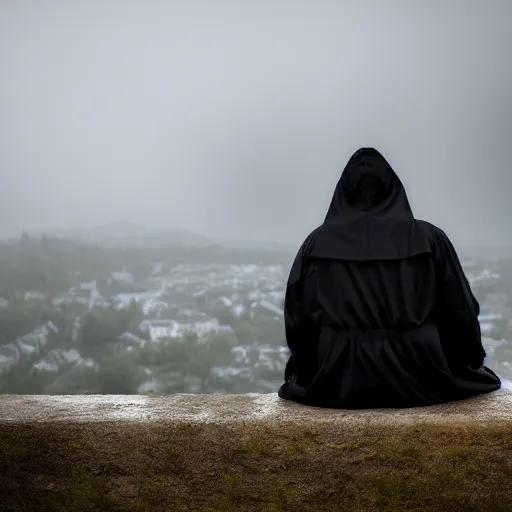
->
432 227 486 370
283 233 320 383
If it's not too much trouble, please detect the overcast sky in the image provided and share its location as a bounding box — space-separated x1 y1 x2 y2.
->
1 0 511 247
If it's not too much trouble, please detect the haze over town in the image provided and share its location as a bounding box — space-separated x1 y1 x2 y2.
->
1 1 512 395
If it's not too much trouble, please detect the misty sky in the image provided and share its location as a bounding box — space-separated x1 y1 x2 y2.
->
1 1 511 247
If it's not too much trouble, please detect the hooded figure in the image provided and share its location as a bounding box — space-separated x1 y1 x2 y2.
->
278 148 501 408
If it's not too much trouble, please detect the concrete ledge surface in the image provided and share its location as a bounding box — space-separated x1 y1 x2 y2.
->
1 391 512 511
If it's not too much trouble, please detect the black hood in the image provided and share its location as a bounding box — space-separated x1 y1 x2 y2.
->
310 148 430 261
325 148 413 220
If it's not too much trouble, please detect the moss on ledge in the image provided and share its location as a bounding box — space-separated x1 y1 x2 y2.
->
1 392 512 511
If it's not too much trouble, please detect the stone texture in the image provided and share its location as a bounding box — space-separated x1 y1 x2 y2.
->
2 390 512 424
1 391 512 511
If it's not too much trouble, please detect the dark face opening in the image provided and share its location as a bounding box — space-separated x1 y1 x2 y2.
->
340 150 395 211
343 174 393 210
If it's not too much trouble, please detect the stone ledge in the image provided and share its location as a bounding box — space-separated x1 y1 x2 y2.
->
1 391 512 511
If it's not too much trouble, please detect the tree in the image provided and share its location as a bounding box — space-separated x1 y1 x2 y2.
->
0 354 42 394
206 330 239 359
0 298 61 345
98 353 142 394
77 304 143 358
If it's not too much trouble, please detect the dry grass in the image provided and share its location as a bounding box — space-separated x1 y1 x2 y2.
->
1 418 512 511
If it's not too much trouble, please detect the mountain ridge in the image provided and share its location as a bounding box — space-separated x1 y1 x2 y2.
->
20 222 296 252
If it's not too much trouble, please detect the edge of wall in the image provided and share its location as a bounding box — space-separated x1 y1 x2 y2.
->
1 391 511 511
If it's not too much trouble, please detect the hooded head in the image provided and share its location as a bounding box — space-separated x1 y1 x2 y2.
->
325 148 413 221
310 148 429 260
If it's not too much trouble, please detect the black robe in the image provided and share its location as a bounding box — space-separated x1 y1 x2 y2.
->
278 148 501 409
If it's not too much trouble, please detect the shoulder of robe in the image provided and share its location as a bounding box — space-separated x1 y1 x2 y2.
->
301 226 322 255
415 219 450 247
288 227 322 282
293 226 322 260
415 219 460 266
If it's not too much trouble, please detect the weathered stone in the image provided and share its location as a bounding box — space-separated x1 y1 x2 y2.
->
1 391 511 511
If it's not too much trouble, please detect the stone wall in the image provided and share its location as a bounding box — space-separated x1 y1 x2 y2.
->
1 391 511 511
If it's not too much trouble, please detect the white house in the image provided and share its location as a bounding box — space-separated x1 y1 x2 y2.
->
140 316 230 343
144 320 181 342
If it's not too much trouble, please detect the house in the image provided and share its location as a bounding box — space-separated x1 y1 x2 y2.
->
140 319 181 342
113 290 165 309
110 270 134 285
140 316 230 343
78 281 97 291
211 367 253 379
117 332 146 351
32 349 82 373
249 299 284 319
0 321 58 374
478 307 506 337
0 345 19 373
141 299 169 316
23 291 47 300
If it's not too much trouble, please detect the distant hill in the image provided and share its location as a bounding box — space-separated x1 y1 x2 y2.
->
6 223 510 261
458 244 512 262
34 223 295 253
50 223 214 248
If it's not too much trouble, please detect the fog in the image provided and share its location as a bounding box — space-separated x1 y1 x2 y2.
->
1 0 511 247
